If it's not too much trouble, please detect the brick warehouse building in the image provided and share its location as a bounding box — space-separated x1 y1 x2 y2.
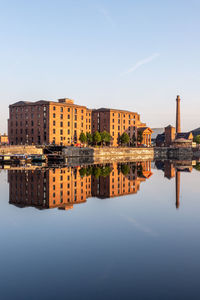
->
92 108 152 146
8 98 152 146
8 98 92 146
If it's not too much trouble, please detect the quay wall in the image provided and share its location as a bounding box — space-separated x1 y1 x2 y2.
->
0 145 43 155
63 147 154 162
154 147 193 160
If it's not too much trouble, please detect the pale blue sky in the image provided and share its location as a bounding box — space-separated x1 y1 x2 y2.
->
0 0 200 133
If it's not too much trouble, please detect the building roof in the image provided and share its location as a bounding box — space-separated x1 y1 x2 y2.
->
165 124 175 129
138 127 153 133
9 100 91 110
92 107 138 114
176 132 193 139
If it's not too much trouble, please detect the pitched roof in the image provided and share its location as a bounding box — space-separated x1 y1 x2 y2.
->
176 132 193 139
138 127 153 133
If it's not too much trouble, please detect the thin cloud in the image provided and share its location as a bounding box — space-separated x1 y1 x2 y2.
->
120 214 159 237
98 7 115 28
121 53 160 76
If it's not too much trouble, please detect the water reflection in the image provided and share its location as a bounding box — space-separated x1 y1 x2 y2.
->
8 161 152 210
155 160 194 209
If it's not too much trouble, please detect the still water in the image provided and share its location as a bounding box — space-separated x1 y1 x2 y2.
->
0 160 200 300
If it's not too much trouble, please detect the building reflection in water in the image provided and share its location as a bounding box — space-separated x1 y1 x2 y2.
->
8 161 152 211
155 160 193 209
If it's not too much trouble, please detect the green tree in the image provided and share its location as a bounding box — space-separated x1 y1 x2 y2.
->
93 131 101 145
86 132 93 145
92 166 101 178
194 163 200 171
79 168 87 177
100 166 112 177
100 131 112 146
121 164 130 176
194 135 200 144
120 132 130 146
79 132 87 144
137 131 143 144
86 166 93 176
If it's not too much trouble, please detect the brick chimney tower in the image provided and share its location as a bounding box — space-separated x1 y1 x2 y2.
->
176 95 181 133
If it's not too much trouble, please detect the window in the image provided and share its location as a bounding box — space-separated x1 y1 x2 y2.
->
60 107 63 112
53 113 56 118
81 109 83 113
53 106 56 111
68 108 70 112
68 129 70 134
60 129 63 135
60 122 63 127
74 123 77 128
53 129 56 134
53 120 56 126
68 121 70 126
75 108 77 114
60 114 63 119
68 115 70 119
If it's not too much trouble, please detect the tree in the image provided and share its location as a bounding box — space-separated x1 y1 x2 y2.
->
86 132 93 145
194 135 200 144
79 132 87 144
137 131 143 144
100 131 112 146
100 166 112 177
120 132 130 146
93 131 101 145
121 164 130 176
79 168 87 177
92 166 101 178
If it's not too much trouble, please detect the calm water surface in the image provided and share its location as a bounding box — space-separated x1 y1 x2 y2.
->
0 160 200 300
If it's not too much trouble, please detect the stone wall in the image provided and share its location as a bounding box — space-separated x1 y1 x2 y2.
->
154 147 193 160
0 145 43 155
63 147 154 162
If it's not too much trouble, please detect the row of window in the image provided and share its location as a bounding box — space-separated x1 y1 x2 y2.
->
11 106 46 113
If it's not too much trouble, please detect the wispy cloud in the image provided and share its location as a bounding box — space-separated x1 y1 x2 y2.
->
98 7 115 28
120 214 158 237
121 53 160 76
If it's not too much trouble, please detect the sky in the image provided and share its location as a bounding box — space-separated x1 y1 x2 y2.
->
0 0 200 133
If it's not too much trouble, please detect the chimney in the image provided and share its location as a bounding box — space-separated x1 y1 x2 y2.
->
176 95 181 133
175 171 180 209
